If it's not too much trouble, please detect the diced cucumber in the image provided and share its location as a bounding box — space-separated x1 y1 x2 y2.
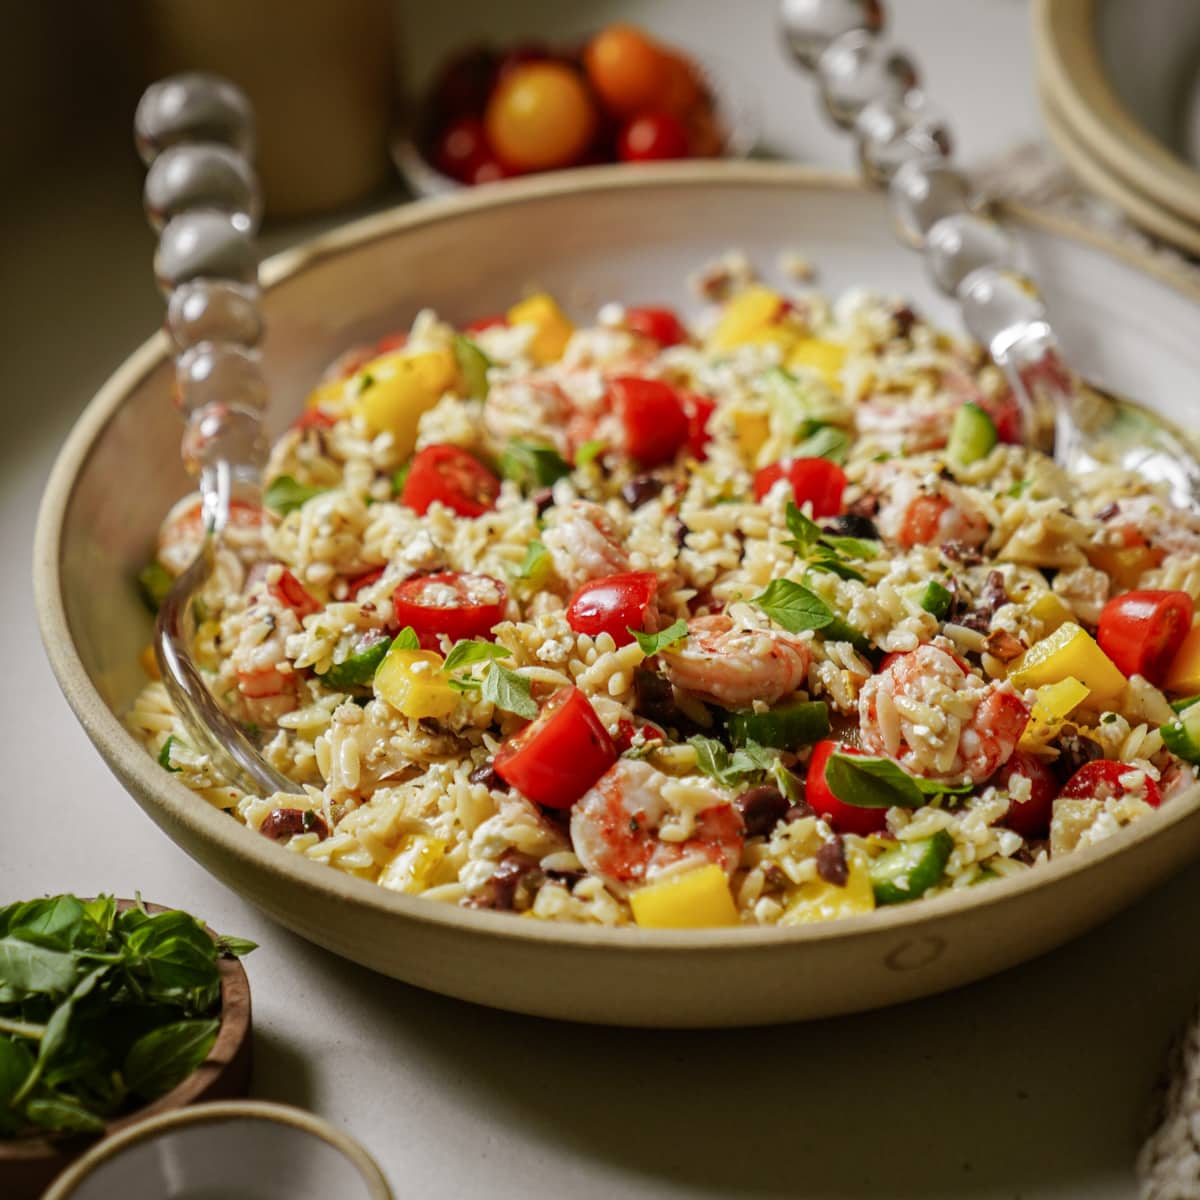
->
869 830 954 905
318 635 393 689
137 561 174 613
911 579 953 621
453 334 491 400
727 700 830 750
1162 703 1200 764
947 402 998 467
1171 694 1200 715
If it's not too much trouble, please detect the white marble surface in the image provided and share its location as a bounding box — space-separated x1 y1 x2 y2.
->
5 3 1197 1197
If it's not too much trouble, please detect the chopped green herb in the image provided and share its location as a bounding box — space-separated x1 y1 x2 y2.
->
357 371 376 393
631 619 689 657
784 502 877 584
1007 479 1033 499
157 736 181 774
480 663 538 719
574 439 606 467
498 440 571 490
263 475 326 516
453 334 491 400
913 579 953 621
752 578 837 634
137 562 173 613
318 635 392 689
824 752 972 809
517 540 552 584
442 639 512 673
688 735 777 787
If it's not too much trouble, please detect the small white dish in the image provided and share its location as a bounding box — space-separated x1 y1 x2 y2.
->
41 1101 393 1200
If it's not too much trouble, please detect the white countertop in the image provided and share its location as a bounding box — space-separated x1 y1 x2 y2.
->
6 2 1196 1196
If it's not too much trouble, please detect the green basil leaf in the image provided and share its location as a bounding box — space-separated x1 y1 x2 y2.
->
0 938 79 999
805 557 865 583
688 736 775 787
453 333 491 400
24 1095 106 1135
792 423 851 463
447 676 481 694
263 475 326 516
214 936 257 959
443 639 512 674
124 1018 220 1101
137 561 174 613
392 461 411 497
784 501 821 552
393 626 420 651
819 534 880 560
7 896 88 950
631 619 689 657
574 439 605 467
752 579 835 633
498 440 571 490
318 635 392 689
0 1036 35 1134
824 752 972 809
481 663 538 719
157 735 181 773
517 540 551 583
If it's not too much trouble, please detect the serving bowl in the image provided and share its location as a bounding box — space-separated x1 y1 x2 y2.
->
1034 0 1200 243
34 162 1200 1028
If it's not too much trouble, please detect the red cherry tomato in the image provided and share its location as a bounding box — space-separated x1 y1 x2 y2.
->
804 740 888 836
993 750 1060 838
1059 758 1162 808
566 572 659 647
681 391 716 461
753 457 847 517
617 111 690 161
898 494 951 547
624 305 688 347
978 391 1024 445
494 686 617 809
291 409 336 433
469 155 512 185
428 46 497 118
269 568 320 618
392 572 508 650
347 566 385 599
1096 590 1195 686
375 330 409 354
401 444 501 518
464 315 508 334
609 376 689 467
433 116 491 183
612 718 663 753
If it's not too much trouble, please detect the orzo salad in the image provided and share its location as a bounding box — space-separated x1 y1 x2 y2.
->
129 269 1200 928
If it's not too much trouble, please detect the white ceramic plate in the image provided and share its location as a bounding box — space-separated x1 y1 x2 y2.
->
34 163 1200 1028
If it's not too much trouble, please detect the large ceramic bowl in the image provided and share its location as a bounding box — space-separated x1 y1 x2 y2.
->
34 163 1200 1028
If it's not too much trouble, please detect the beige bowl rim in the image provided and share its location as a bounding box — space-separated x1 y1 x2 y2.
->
31 160 1200 961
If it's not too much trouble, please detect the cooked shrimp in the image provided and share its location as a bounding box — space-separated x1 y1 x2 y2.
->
662 613 811 709
570 759 744 896
484 377 574 455
858 643 1028 783
227 586 304 725
856 394 958 453
874 472 989 550
542 500 630 589
156 493 267 576
1102 495 1200 557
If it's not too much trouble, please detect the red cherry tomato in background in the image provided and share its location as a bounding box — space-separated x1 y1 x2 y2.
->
609 376 689 467
681 391 716 461
804 740 888 836
469 156 512 185
566 572 660 647
433 116 491 183
753 457 846 517
1059 758 1162 808
624 305 688 347
898 494 951 547
1096 590 1194 686
494 686 617 809
464 315 508 334
269 568 320 618
401 444 500 518
617 112 690 162
392 572 508 650
346 566 385 599
375 330 409 354
992 750 1060 838
428 45 497 118
291 409 336 433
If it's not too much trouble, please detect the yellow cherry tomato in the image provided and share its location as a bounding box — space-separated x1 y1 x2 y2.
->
584 24 669 117
485 63 596 172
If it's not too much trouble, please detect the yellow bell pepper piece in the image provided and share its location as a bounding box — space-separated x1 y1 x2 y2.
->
732 409 770 461
707 286 786 352
629 863 740 929
787 337 847 388
1086 542 1160 590
305 376 350 416
139 643 161 680
1029 591 1073 634
374 646 458 720
507 292 574 364
1008 622 1126 701
350 349 458 454
1166 624 1200 695
1031 676 1091 724
379 833 448 893
780 855 875 925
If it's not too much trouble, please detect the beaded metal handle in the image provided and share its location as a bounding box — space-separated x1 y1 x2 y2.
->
135 74 298 797
779 0 1200 509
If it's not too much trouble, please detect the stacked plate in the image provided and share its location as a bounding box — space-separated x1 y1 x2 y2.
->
1034 0 1200 255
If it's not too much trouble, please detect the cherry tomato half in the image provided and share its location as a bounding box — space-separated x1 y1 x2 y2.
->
269 568 320 618
493 686 617 809
464 315 508 334
392 572 508 650
753 457 847 517
583 24 669 117
624 305 688 347
682 391 716 461
898 494 950 547
1096 590 1195 686
485 62 596 172
1059 758 1162 808
401 444 500 518
291 409 336 433
992 750 1059 838
375 330 409 354
804 739 888 836
617 112 690 162
566 572 659 647
609 376 689 467
433 116 490 183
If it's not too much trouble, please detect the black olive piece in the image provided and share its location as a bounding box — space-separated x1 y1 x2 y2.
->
821 513 880 540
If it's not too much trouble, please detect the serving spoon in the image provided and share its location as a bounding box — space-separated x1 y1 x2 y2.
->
135 75 299 797
779 0 1200 511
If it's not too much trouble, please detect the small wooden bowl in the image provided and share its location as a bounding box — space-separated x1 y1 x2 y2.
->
0 901 252 1200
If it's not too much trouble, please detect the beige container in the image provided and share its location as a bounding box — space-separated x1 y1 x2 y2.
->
140 0 396 218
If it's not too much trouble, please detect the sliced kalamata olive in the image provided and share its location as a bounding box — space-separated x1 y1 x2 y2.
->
530 486 555 516
1054 728 1104 780
784 800 814 823
815 835 849 887
469 761 508 790
466 851 540 911
734 785 788 839
822 513 880 541
260 808 329 841
620 474 665 508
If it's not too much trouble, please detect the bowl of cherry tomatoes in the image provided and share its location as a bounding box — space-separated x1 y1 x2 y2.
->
394 24 758 196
